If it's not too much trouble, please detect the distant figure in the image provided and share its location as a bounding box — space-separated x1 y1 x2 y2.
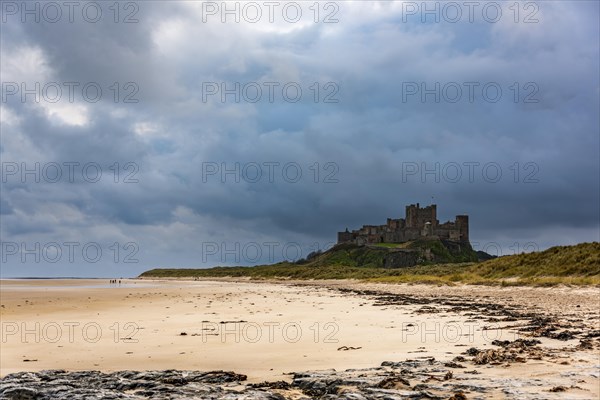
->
119 280 121 285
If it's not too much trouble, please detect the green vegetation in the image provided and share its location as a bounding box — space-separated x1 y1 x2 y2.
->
406 239 479 263
472 242 600 279
310 239 478 266
373 243 403 249
140 242 600 286
309 243 390 268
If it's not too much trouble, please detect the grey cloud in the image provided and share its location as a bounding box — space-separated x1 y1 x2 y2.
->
1 1 598 277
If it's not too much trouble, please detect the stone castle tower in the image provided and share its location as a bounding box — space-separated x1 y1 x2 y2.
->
337 203 469 245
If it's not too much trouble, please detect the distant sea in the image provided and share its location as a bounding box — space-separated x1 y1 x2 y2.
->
0 278 156 290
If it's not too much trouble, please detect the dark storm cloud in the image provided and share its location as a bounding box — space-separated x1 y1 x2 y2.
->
1 1 598 276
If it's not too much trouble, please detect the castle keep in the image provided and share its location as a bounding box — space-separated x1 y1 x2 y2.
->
337 203 469 245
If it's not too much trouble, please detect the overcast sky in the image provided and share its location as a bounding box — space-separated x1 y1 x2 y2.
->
1 1 598 277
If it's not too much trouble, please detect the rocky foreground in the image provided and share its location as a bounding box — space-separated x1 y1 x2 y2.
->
2 283 598 399
2 362 465 400
0 359 560 400
1 346 597 400
2 333 598 399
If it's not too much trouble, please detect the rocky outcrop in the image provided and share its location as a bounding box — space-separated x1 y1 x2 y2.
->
0 361 473 400
3 351 590 400
0 370 272 400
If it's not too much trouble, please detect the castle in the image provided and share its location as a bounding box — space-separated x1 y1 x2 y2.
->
337 203 469 245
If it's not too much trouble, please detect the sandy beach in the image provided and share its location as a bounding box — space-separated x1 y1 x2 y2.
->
1 279 599 398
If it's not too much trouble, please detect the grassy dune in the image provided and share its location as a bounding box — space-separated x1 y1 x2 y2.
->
140 242 600 286
467 242 600 285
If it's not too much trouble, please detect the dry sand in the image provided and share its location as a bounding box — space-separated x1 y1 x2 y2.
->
1 278 598 398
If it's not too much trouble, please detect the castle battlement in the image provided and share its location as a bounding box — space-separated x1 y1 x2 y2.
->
337 203 469 245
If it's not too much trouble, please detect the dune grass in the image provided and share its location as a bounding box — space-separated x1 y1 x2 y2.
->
140 242 600 286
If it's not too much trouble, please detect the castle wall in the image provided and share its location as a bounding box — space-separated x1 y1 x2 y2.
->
456 215 469 243
406 203 437 228
383 228 421 243
386 218 405 230
337 204 469 245
337 231 354 243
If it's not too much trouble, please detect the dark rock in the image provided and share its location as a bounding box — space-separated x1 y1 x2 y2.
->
376 376 410 389
444 362 466 369
248 380 291 390
549 386 567 392
1 387 39 400
465 347 480 356
448 392 468 400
